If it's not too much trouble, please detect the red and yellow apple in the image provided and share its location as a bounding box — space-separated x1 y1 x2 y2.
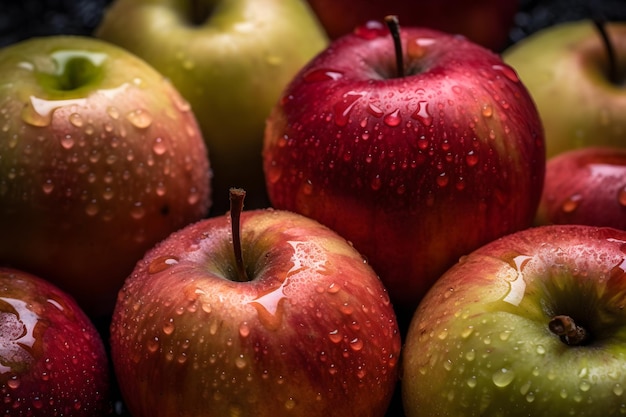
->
0 35 211 317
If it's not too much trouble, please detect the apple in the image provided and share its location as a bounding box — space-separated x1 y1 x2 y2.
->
262 18 545 314
503 20 626 159
535 146 626 230
110 189 401 417
402 224 626 416
0 35 211 317
304 0 518 51
0 267 111 416
95 0 329 213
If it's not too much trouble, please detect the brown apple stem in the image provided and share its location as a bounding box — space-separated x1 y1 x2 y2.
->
592 17 620 85
548 315 588 346
229 188 249 282
385 15 404 78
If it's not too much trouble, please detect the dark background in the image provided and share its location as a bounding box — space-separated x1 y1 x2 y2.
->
0 0 625 416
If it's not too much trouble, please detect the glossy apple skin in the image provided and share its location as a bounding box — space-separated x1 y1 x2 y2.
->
305 0 518 51
111 209 401 417
263 23 545 313
504 21 626 159
536 147 626 229
0 267 111 416
403 224 626 417
0 36 211 317
95 0 328 213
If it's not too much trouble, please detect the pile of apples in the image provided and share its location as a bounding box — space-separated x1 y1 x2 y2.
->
0 0 626 416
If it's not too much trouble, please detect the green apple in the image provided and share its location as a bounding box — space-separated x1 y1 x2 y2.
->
403 224 626 417
503 20 626 159
0 35 211 317
95 0 329 213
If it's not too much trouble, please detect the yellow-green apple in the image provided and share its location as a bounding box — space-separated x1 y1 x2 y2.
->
0 267 111 416
536 146 626 229
503 20 626 159
304 0 518 51
0 35 211 317
403 224 626 417
263 19 545 315
110 189 401 417
95 0 328 213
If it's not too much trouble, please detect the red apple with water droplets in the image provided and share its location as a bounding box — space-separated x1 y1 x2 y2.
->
0 267 111 416
263 20 545 314
536 146 626 230
0 36 211 317
110 189 401 417
305 0 518 51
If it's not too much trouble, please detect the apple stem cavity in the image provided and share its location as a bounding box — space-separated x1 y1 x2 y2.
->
229 188 249 282
592 17 622 85
548 314 588 346
190 0 212 26
385 15 405 78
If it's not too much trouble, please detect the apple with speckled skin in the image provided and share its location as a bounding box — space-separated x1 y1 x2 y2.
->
263 19 545 314
0 36 211 317
403 224 626 417
0 267 111 416
536 146 626 230
110 189 401 417
305 0 518 51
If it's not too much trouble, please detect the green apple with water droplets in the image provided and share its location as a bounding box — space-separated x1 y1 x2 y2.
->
403 224 626 417
263 19 545 315
503 20 626 159
0 35 211 317
0 267 111 416
110 189 401 417
95 0 328 214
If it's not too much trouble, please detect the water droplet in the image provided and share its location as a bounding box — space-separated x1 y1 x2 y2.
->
436 173 449 187
579 380 591 392
85 201 99 216
126 109 152 129
162 319 175 335
367 103 384 118
148 256 179 274
407 37 436 59
329 330 342 344
334 92 365 127
42 180 54 194
562 194 582 213
354 20 387 40
383 109 402 127
466 376 477 388
131 202 146 219
235 355 247 369
239 322 250 338
466 151 479 167
614 383 624 396
60 135 75 149
152 137 167 155
492 368 515 387
481 103 494 118
411 100 432 126
349 338 364 351
370 175 382 191
536 345 546 355
7 376 20 389
492 64 520 83
303 68 344 83
69 112 83 127
284 398 296 410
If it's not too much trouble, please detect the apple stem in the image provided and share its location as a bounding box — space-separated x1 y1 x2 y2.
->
385 15 405 78
548 315 588 346
592 17 621 85
229 188 249 282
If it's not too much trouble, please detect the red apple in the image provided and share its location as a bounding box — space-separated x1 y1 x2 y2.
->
110 190 401 417
0 267 111 416
402 224 626 416
263 19 545 314
0 36 212 317
536 146 626 230
304 0 518 51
